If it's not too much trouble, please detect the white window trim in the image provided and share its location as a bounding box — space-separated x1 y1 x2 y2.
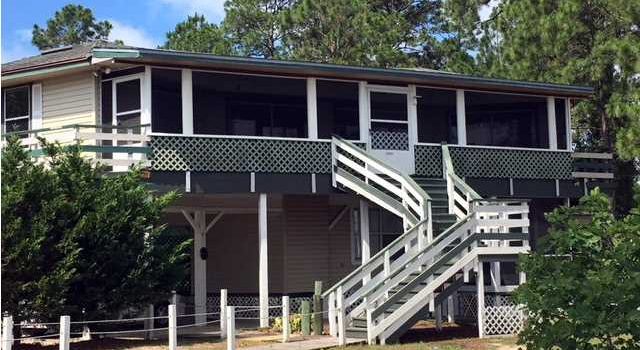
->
112 74 144 127
2 85 31 133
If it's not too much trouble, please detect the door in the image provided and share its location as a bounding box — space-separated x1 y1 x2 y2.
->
112 75 143 171
368 87 414 174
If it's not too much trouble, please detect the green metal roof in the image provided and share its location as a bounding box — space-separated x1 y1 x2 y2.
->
99 47 593 98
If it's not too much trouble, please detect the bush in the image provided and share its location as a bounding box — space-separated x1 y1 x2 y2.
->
271 314 302 333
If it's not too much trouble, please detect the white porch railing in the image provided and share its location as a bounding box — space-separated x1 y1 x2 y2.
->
1 124 151 169
442 144 482 220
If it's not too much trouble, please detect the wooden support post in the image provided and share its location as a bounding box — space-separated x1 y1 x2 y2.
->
313 281 323 335
328 292 337 336
59 315 70 350
301 301 311 336
144 304 154 340
447 295 455 323
366 309 374 345
258 194 269 328
476 261 485 338
336 286 346 346
226 306 236 350
2 316 13 350
360 200 370 284
220 289 228 339
168 305 177 350
435 303 442 331
282 296 290 343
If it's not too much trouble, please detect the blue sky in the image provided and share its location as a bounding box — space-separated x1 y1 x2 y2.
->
1 0 227 62
1 0 499 63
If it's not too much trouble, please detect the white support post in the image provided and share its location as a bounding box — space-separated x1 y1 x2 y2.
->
408 84 418 164
193 211 207 325
366 309 374 345
307 78 318 139
144 304 154 340
359 200 371 284
220 289 228 339
476 260 485 338
565 98 572 150
2 316 13 350
358 82 369 145
168 304 177 350
547 96 558 150
258 194 269 328
226 306 236 350
336 286 346 346
328 291 337 336
142 66 152 126
181 69 194 135
282 296 290 343
456 90 467 146
59 315 70 350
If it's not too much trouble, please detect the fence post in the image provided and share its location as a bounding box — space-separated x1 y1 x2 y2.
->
313 281 323 336
144 304 154 340
282 296 290 343
301 301 311 336
168 304 177 350
220 289 228 339
2 316 13 350
336 286 346 346
328 292 336 336
59 315 70 350
226 306 235 350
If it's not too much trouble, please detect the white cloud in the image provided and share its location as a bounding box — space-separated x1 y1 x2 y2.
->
479 0 501 22
109 20 159 48
157 0 226 22
2 29 38 63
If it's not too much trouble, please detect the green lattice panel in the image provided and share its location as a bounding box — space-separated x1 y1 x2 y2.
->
414 145 443 177
449 146 572 179
151 136 332 173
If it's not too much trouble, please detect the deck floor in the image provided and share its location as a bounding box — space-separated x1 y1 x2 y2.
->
242 336 364 350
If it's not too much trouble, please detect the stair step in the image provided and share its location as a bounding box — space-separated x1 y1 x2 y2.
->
345 327 368 339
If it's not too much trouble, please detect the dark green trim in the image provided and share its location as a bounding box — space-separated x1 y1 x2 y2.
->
81 145 150 154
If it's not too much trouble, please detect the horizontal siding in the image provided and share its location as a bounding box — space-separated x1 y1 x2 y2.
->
42 73 96 129
328 206 355 286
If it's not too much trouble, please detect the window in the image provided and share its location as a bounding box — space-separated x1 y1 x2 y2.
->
317 80 359 140
115 78 142 132
466 91 548 148
152 68 182 133
416 87 457 143
351 207 403 265
2 86 30 133
192 72 307 137
555 98 568 150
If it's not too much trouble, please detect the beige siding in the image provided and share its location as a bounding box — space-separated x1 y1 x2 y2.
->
41 72 97 128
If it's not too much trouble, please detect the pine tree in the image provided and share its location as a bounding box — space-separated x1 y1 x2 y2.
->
32 5 114 50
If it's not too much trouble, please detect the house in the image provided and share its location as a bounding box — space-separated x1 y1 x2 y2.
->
1 42 614 343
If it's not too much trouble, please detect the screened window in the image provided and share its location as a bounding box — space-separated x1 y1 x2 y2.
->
193 72 307 137
555 98 568 150
466 91 548 148
317 80 359 140
152 68 182 133
416 87 457 143
2 86 30 133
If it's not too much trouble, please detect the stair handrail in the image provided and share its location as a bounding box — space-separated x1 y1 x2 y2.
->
369 201 530 340
441 143 481 219
332 136 431 227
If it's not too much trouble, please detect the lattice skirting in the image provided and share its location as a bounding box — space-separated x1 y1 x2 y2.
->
203 294 313 318
457 292 524 336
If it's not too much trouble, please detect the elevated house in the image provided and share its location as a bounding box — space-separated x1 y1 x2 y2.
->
1 42 614 342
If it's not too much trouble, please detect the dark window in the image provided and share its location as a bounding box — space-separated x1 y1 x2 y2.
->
101 81 112 125
317 80 359 140
192 72 307 137
116 79 141 113
555 98 568 150
416 88 457 143
466 92 548 148
2 86 31 134
152 68 182 133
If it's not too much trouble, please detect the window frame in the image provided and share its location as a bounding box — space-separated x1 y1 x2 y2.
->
112 74 143 124
2 85 31 134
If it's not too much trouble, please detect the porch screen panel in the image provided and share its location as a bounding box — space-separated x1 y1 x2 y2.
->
416 87 457 143
555 98 568 150
465 91 548 148
152 68 182 133
317 80 359 140
193 72 307 137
